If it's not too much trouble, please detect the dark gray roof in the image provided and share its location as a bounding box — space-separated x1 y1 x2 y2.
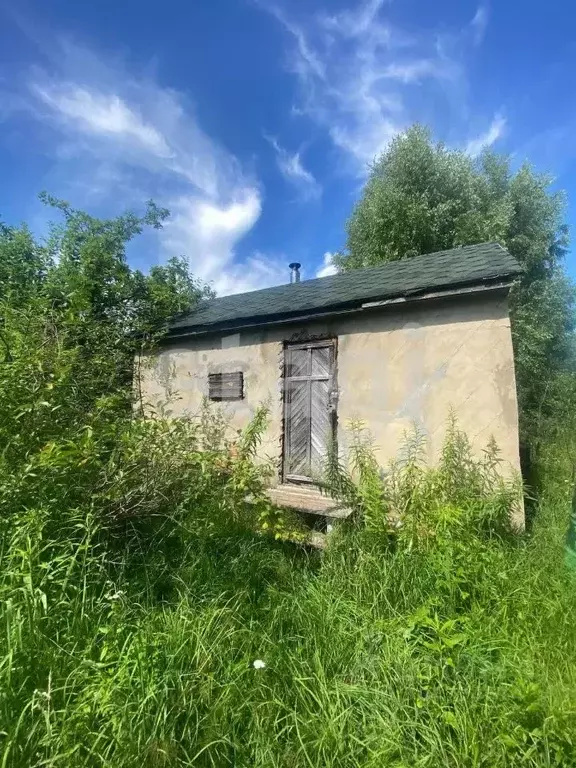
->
168 242 522 337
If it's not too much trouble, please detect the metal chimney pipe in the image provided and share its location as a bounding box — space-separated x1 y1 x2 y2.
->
289 262 301 283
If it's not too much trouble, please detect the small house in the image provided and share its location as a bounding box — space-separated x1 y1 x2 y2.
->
139 243 523 526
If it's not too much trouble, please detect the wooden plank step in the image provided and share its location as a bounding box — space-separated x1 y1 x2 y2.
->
265 485 351 519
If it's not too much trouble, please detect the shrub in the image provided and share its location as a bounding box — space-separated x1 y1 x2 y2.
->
324 415 523 548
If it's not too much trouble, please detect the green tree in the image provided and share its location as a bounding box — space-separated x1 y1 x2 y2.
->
0 195 209 466
337 126 575 480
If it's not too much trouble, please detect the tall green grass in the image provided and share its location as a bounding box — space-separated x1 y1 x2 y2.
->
1 417 575 767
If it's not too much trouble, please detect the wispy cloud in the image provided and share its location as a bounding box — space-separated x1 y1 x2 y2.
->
470 5 489 46
259 0 490 173
32 84 173 158
265 134 321 199
266 0 407 170
465 113 506 157
316 251 338 278
320 0 387 39
23 40 283 295
381 60 443 84
265 4 326 81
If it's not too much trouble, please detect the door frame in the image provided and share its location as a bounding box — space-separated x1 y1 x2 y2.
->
281 337 338 485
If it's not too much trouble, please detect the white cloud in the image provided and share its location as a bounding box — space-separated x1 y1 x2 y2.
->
265 4 326 81
316 251 338 278
160 190 287 294
271 3 409 171
382 60 442 84
24 40 277 295
265 134 321 199
465 113 506 157
470 6 489 46
32 84 173 158
259 0 489 173
320 0 387 39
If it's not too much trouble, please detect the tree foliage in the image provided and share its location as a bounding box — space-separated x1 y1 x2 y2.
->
337 125 576 473
0 195 211 465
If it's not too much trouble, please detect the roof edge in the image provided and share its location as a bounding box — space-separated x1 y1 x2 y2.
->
163 277 515 341
167 242 522 336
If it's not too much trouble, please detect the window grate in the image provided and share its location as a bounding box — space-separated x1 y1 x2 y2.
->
208 372 244 401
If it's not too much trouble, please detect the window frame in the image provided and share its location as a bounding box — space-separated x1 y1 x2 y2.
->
208 371 244 402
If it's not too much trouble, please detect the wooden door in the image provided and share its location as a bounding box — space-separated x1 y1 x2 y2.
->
283 340 336 482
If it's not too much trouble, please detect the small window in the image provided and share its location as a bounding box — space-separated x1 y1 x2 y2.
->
208 372 244 401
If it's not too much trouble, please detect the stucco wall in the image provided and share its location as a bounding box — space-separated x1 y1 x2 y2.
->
139 291 521 499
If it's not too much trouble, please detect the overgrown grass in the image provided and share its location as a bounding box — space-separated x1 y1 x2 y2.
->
1 414 575 767
3 186 575 766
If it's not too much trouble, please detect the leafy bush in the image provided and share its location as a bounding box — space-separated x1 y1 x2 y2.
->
324 415 523 545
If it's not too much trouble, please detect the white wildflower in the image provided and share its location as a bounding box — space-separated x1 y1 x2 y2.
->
252 659 266 669
32 688 51 711
33 689 50 701
105 589 126 601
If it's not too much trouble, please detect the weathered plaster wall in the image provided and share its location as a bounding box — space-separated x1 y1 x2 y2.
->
140 291 521 495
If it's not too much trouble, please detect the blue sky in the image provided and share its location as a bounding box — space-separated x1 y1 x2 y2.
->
1 0 576 294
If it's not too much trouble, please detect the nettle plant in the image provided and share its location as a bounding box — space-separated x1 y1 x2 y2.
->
324 415 523 548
